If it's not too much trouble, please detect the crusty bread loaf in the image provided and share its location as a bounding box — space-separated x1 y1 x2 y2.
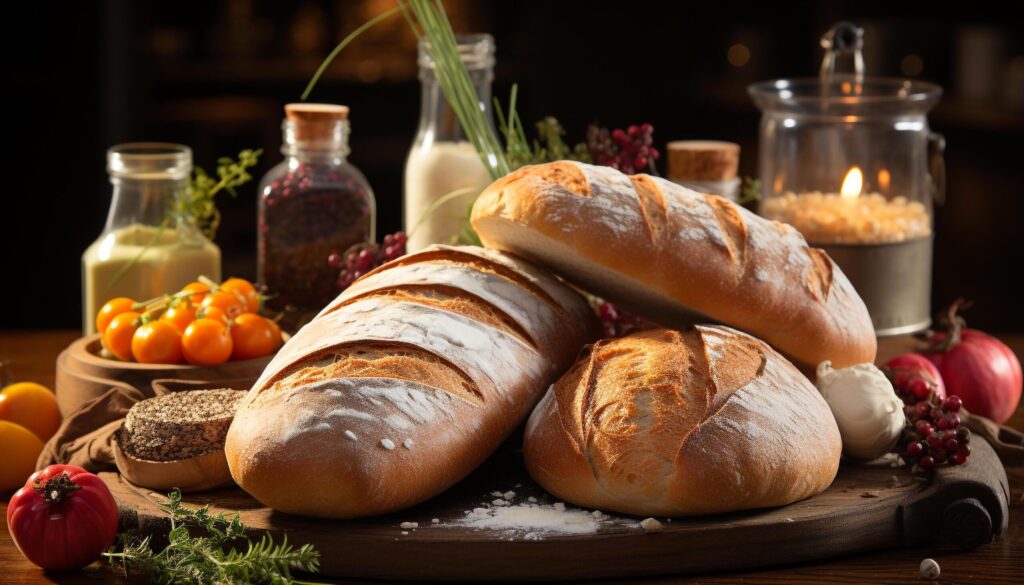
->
524 326 841 516
471 161 876 368
225 245 599 519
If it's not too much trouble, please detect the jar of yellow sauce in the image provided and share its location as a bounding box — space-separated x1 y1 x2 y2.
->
81 143 221 334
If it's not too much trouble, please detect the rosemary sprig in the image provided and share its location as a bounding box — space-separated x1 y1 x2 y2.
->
738 176 762 205
105 490 323 585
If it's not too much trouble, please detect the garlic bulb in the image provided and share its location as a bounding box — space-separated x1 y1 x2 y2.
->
816 361 906 461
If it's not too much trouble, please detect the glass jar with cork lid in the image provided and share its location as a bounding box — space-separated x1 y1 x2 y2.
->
749 22 945 336
257 103 375 316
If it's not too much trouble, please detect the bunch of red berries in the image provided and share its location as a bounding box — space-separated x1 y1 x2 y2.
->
587 123 659 174
597 302 646 339
899 394 971 470
330 231 407 291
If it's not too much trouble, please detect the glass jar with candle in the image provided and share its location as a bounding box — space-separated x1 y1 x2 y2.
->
258 103 375 315
82 143 221 335
749 22 944 336
404 34 496 252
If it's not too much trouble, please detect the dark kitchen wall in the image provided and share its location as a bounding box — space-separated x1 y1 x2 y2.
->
4 1 1023 331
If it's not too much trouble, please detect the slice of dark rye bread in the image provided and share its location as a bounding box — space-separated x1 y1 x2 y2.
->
120 389 245 462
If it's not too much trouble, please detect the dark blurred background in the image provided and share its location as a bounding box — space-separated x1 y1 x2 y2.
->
4 1 1022 330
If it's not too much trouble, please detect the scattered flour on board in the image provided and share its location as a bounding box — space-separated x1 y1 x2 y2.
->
444 490 626 540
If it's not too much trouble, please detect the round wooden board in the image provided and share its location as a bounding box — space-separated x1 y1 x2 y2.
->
103 437 1009 582
54 334 280 416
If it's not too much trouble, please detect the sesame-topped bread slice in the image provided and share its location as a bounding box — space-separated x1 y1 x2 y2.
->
121 389 244 462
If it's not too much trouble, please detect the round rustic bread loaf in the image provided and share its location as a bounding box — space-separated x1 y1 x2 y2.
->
524 326 842 516
471 161 876 368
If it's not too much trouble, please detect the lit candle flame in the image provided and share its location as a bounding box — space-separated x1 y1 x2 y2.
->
878 168 891 193
840 167 863 200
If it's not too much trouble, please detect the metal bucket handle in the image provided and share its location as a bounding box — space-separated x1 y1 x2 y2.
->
820 22 865 81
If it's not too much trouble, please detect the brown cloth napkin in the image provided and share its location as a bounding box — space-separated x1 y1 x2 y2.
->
38 378 253 473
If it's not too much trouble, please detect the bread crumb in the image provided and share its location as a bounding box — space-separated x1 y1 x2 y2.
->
400 521 418 529
403 438 414 449
401 531 409 535
431 518 440 524
527 496 538 503
503 490 516 500
591 510 605 519
553 502 566 512
639 518 663 533
492 499 509 507
490 491 503 497
381 438 396 450
344 430 358 441
514 483 522 488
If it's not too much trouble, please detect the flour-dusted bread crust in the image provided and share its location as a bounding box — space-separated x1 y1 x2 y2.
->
524 326 841 516
471 161 876 368
225 245 599 519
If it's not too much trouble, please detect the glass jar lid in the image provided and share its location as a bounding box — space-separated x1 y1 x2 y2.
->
749 76 942 117
107 143 192 180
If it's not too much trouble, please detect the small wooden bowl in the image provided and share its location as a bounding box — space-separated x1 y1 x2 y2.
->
55 334 280 417
113 433 234 493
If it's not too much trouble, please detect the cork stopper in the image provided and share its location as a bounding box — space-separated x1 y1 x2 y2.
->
667 141 740 182
283 103 349 142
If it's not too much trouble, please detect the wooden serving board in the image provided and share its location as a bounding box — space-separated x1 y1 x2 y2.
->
103 436 1009 582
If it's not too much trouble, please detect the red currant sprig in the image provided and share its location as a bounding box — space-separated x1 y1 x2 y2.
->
596 301 646 339
330 231 408 291
586 123 659 174
898 394 971 470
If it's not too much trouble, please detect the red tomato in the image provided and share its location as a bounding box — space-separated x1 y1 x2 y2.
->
6 465 119 571
923 329 1023 424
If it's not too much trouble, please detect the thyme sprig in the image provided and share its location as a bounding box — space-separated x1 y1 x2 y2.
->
105 490 323 585
177 149 262 240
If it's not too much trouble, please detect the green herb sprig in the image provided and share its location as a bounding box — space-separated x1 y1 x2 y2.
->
177 149 262 240
105 490 322 585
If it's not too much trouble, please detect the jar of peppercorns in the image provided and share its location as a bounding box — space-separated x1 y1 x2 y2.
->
258 103 375 315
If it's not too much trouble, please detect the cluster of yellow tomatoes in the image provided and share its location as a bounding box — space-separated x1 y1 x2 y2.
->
96 277 283 366
0 381 62 492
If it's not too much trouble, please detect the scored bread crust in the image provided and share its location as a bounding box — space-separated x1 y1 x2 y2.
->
524 326 842 516
225 245 599 519
471 161 876 368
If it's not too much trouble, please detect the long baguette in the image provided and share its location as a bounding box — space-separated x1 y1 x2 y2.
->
471 161 876 368
225 245 599 519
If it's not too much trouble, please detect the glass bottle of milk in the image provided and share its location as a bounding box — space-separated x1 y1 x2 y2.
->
404 34 496 252
81 144 221 334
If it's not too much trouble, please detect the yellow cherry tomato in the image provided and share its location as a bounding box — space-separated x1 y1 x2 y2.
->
102 311 141 361
95 297 136 334
230 313 278 361
196 305 228 324
0 420 45 492
182 319 233 365
131 320 183 364
220 278 260 313
201 291 246 321
161 301 197 334
265 317 283 349
0 382 62 442
180 281 212 305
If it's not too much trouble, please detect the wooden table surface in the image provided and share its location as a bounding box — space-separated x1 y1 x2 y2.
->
2 330 1022 584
